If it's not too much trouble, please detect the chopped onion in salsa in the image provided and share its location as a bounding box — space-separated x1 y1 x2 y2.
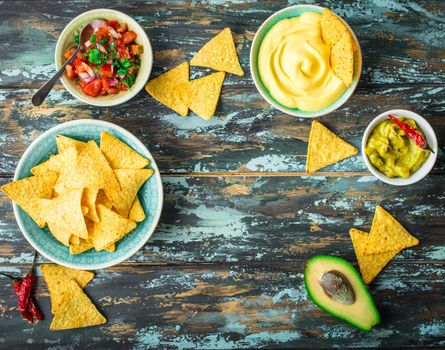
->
64 19 142 97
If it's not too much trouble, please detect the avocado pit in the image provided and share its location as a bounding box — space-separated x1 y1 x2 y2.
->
319 270 356 305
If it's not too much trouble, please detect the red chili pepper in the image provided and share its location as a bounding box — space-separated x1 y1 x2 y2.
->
388 114 434 153
0 251 43 323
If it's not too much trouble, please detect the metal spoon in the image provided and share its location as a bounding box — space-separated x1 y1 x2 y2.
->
31 23 94 106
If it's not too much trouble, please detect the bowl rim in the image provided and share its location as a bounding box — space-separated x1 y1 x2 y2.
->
55 8 153 107
361 109 438 186
13 119 164 269
249 4 362 118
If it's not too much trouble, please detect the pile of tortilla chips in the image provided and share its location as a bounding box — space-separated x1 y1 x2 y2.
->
1 131 154 254
306 120 358 173
320 8 355 87
41 264 106 330
350 205 419 284
145 27 243 120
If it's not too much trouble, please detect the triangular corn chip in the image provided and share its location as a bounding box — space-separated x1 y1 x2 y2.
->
40 264 94 314
145 62 190 116
47 222 72 246
49 280 106 330
91 204 136 251
100 131 149 169
105 169 153 218
331 31 354 87
364 206 419 255
56 135 85 154
189 72 225 120
96 189 113 209
129 196 145 222
306 120 358 173
104 243 116 252
70 238 94 255
38 189 88 239
190 27 244 76
62 140 120 192
82 188 99 222
321 8 348 47
70 235 80 245
1 173 58 227
350 228 400 284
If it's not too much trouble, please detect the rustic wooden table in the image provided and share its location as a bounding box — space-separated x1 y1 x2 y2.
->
0 0 444 348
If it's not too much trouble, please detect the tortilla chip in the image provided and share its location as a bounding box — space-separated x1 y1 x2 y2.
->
81 206 89 216
38 189 88 239
62 140 120 192
100 131 149 169
47 223 72 246
40 264 94 314
70 238 94 255
105 169 153 218
91 204 136 251
364 205 419 255
190 27 244 76
50 280 106 330
129 196 145 222
350 228 400 284
70 235 80 245
1 173 58 227
96 189 113 209
56 135 85 154
104 243 116 252
306 120 358 173
321 8 348 47
188 72 225 120
82 188 99 222
331 31 354 87
145 62 190 116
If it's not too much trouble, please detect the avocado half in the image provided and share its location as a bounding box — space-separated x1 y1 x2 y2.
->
304 255 380 331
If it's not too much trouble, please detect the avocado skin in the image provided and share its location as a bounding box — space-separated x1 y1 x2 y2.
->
304 255 381 332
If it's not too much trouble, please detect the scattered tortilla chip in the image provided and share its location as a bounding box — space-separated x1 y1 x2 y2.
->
70 238 94 255
364 205 419 255
350 228 400 284
190 28 244 76
96 189 113 209
38 189 88 239
50 280 106 330
306 120 358 173
100 131 149 169
104 243 116 252
1 173 58 227
105 169 153 218
188 72 225 120
331 30 354 87
91 204 136 251
62 140 120 192
40 264 94 314
56 135 85 154
70 235 80 245
129 196 145 222
320 8 348 47
82 188 99 222
145 62 190 116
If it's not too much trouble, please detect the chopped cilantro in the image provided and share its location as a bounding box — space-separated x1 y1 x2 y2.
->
110 42 116 49
112 60 120 68
117 67 127 76
74 34 80 44
120 58 132 68
89 34 96 43
99 38 109 45
88 49 102 65
122 75 135 89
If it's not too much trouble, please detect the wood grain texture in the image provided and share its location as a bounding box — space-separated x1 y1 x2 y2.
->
0 0 444 86
0 262 444 349
0 85 444 174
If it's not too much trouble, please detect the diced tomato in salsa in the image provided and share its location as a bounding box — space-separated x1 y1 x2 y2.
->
122 31 137 45
82 79 102 97
65 64 75 79
100 64 113 78
105 20 118 30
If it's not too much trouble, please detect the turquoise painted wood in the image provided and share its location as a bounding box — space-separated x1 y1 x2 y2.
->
0 0 444 349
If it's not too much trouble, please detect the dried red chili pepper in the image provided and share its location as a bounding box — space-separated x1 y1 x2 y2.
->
0 251 43 323
388 114 434 153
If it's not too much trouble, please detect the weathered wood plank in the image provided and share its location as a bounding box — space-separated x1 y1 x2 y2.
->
1 175 444 264
0 0 444 86
1 85 444 174
0 262 443 348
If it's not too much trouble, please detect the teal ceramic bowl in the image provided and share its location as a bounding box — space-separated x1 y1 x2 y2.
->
250 5 362 118
13 119 163 270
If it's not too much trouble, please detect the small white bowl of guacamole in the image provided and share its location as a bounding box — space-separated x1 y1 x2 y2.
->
362 109 438 186
250 5 362 118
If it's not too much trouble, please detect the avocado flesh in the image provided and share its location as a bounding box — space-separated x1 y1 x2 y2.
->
305 255 380 331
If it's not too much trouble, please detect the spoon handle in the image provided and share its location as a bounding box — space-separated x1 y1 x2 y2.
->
31 47 80 106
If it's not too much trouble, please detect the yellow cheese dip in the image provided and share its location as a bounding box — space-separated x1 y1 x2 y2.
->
365 118 430 178
258 12 347 111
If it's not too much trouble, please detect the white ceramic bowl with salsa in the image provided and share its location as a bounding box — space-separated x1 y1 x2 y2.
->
362 109 438 186
250 5 362 118
55 9 153 107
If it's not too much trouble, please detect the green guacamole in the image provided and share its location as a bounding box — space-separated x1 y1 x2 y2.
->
365 118 430 178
